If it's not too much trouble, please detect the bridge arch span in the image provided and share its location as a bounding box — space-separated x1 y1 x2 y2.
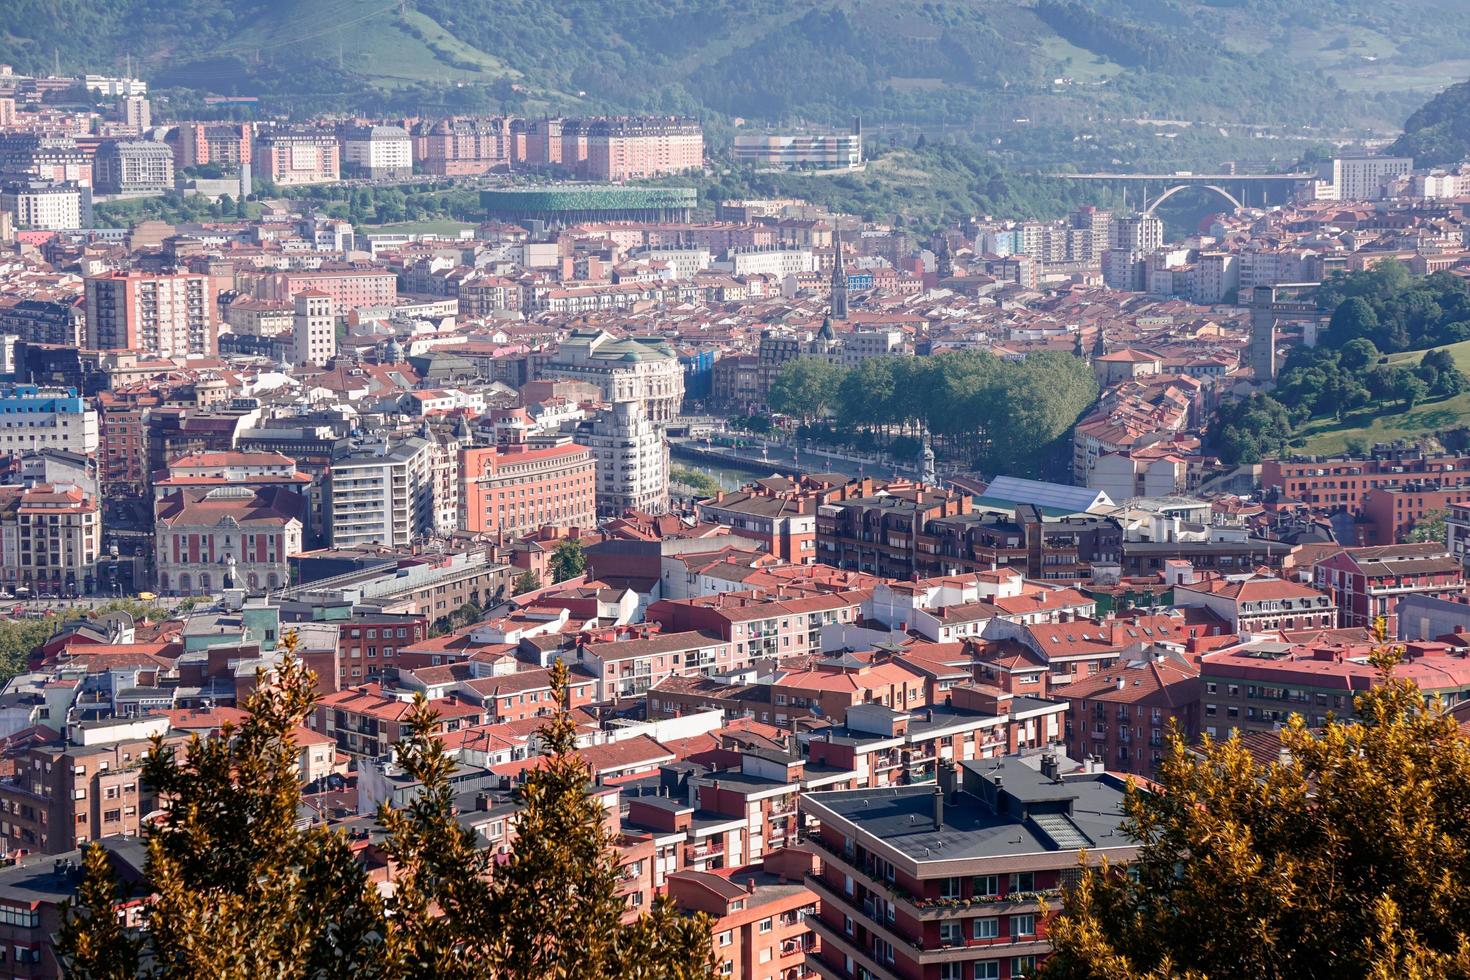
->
1144 183 1243 214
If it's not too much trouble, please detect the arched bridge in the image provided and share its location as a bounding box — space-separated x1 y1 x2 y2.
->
1144 183 1243 214
1046 171 1311 211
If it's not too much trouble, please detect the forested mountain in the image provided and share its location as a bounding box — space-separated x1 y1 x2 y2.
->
1391 79 1470 166
2 0 1466 138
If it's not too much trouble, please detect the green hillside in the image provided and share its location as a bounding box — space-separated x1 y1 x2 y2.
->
3 0 1467 138
1390 78 1470 166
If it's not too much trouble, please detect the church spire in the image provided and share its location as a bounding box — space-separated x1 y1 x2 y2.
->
831 226 849 320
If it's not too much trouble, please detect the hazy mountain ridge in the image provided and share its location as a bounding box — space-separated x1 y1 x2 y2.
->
1 0 1464 132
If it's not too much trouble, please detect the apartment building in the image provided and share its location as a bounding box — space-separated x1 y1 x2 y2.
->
286 290 336 367
815 485 971 580
584 116 703 180
0 135 92 189
697 487 819 565
1259 448 1470 514
666 866 820 980
256 267 397 316
800 756 1135 980
579 630 734 701
458 440 596 536
0 299 82 347
311 684 483 759
0 386 99 459
575 400 670 517
92 140 174 195
646 589 869 664
84 271 215 357
171 122 253 169
0 483 102 597
1360 483 1470 545
340 125 413 179
801 690 1068 788
0 181 80 231
1312 543 1463 633
1172 574 1337 634
1200 637 1470 736
513 116 703 181
253 129 340 186
0 716 178 854
327 438 439 549
303 612 429 690
1060 655 1199 776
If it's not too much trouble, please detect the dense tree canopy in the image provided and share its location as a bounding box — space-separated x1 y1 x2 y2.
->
1044 643 1470 980
772 350 1098 478
1318 262 1470 354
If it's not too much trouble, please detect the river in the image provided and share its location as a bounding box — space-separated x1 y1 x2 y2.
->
669 437 918 491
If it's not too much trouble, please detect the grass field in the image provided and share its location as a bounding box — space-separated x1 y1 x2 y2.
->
1294 392 1470 455
1285 340 1470 454
1388 338 1470 374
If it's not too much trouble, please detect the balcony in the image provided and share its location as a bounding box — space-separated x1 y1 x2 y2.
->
684 838 725 862
800 835 1059 921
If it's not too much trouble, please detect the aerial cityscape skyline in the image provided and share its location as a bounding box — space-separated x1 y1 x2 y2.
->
1 4 1470 977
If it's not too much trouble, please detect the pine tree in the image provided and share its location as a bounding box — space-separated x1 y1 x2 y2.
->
378 694 499 977
1043 636 1470 980
382 659 715 979
56 842 142 980
58 631 394 980
493 658 715 978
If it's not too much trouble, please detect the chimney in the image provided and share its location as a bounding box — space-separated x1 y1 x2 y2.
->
1116 677 1125 691
933 784 944 830
745 878 756 895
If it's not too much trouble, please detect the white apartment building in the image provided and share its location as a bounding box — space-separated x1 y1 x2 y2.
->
341 125 413 180
1312 156 1414 201
0 386 99 457
574 400 669 518
288 290 336 367
327 437 438 548
712 246 817 279
0 182 80 230
1192 251 1239 304
838 328 906 367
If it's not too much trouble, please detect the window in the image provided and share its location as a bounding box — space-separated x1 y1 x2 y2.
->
972 874 998 897
1012 914 1035 937
1008 872 1034 894
718 931 732 947
939 921 963 946
1012 956 1037 978
975 963 1000 980
940 965 964 980
974 917 999 940
940 876 962 899
758 917 772 934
